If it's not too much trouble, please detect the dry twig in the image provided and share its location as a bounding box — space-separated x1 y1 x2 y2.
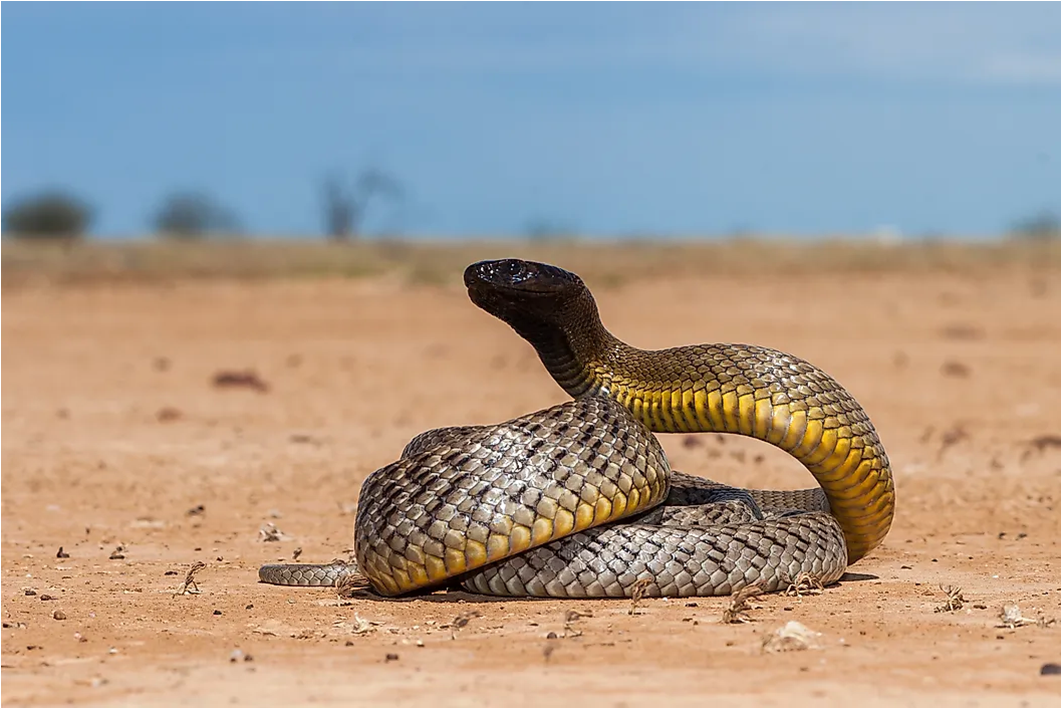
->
783 573 824 598
173 561 206 597
450 611 481 640
934 585 965 613
628 579 652 615
722 583 765 624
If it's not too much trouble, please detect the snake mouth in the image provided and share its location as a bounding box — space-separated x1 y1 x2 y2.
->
464 259 582 296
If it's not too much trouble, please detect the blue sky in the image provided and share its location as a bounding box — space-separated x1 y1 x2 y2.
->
3 2 1059 238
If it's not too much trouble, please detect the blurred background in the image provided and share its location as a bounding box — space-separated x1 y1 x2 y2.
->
2 2 1059 248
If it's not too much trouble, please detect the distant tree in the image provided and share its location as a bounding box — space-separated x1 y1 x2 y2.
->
153 191 240 239
2 190 93 239
1009 210 1061 241
524 217 575 242
320 168 403 240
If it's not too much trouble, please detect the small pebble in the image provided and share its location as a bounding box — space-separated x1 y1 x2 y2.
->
385 653 399 662
1041 663 1061 676
52 610 67 621
546 632 558 639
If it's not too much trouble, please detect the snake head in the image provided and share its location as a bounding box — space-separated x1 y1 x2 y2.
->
464 259 586 325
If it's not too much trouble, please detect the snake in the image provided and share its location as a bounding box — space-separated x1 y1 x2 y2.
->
259 259 894 597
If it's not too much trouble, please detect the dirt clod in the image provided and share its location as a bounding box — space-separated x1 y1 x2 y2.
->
212 369 270 393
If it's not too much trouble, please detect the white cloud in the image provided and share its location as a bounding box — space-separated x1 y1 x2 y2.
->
223 3 1061 88
714 3 1061 86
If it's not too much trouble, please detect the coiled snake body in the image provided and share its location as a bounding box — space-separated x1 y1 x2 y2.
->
259 259 894 597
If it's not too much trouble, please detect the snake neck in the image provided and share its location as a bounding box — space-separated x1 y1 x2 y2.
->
473 268 894 564
517 303 893 565
512 298 623 398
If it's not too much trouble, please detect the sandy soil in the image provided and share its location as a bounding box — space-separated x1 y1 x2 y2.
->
2 255 1060 707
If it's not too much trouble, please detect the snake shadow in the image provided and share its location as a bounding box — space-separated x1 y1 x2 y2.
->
838 571 878 583
351 586 596 605
346 571 881 604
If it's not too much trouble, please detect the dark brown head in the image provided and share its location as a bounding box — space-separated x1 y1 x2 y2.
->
463 259 593 337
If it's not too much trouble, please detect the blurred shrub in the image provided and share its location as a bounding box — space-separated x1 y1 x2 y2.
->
524 217 577 242
1009 211 1060 241
2 190 93 239
320 168 404 240
153 191 240 239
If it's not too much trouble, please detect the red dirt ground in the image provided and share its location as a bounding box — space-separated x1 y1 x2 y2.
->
2 255 1059 706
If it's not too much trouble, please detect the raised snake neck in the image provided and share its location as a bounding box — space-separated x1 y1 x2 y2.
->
464 259 894 563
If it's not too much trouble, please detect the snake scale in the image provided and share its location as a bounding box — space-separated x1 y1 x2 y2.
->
259 259 894 597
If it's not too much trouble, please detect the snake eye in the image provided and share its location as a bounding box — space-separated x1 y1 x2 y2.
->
495 259 535 284
464 259 579 294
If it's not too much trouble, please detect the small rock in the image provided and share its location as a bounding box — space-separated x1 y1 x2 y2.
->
56 547 70 559
940 360 970 378
1041 663 1061 676
385 653 399 662
156 407 182 423
53 610 67 621
999 604 1026 628
762 621 820 653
